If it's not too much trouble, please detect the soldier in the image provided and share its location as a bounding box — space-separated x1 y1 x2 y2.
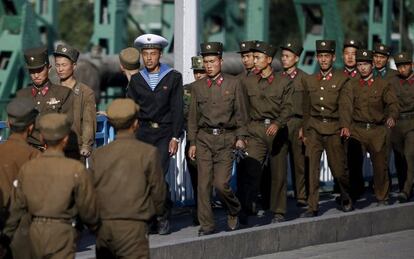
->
280 41 309 207
0 97 40 259
236 40 257 78
90 99 165 259
340 39 366 200
129 34 184 234
373 43 398 79
53 44 96 160
184 56 207 225
340 49 399 206
301 40 353 217
390 52 414 202
188 42 248 235
119 47 140 83
17 47 73 150
238 41 293 224
4 113 99 259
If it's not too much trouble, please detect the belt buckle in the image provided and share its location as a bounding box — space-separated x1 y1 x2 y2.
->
264 119 271 126
322 118 328 123
150 122 159 129
366 123 371 129
212 128 220 136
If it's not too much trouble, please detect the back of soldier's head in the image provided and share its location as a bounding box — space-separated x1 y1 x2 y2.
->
6 97 38 133
106 98 140 130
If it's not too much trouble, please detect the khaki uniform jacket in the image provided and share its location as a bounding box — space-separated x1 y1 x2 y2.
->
4 149 98 237
303 70 349 135
188 73 249 146
89 132 166 221
16 81 73 146
339 77 399 128
0 135 40 212
389 75 414 115
373 67 399 80
243 71 294 128
286 69 307 117
70 81 96 152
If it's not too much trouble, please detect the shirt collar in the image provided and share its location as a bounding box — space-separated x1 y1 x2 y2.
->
31 81 50 97
359 74 375 87
343 68 358 78
317 69 333 81
400 73 414 85
257 70 275 84
42 149 65 157
7 133 28 144
282 69 298 79
207 74 224 87
115 131 136 140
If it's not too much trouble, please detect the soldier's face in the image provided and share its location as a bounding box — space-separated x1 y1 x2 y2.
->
253 52 272 71
373 53 388 69
193 70 207 80
316 52 335 71
203 55 222 78
357 62 373 77
241 52 254 70
343 47 357 68
55 56 75 81
29 65 49 86
281 50 298 70
397 63 413 78
142 48 161 71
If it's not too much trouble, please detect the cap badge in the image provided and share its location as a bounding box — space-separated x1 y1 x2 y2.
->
147 37 151 42
332 84 336 88
380 46 384 50
399 54 404 58
30 57 34 61
206 44 211 50
321 41 326 46
363 51 367 56
256 43 260 47
350 40 354 44
287 43 291 47
62 47 67 52
241 43 246 48
197 59 202 64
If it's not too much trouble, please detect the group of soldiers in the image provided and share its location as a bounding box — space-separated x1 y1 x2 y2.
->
0 31 413 258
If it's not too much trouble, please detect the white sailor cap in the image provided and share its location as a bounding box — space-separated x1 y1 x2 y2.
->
134 34 169 49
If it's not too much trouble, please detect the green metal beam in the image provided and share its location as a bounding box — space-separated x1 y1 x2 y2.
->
368 0 392 49
34 0 58 51
245 0 269 42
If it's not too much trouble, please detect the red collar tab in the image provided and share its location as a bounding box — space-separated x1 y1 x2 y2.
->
267 74 275 84
207 75 224 88
318 71 333 81
400 76 414 86
31 84 49 97
344 69 358 78
282 69 298 79
253 68 261 75
359 77 374 87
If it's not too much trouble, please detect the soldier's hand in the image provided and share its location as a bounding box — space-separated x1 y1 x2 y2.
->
298 127 304 140
80 147 91 157
340 128 351 139
188 145 196 160
235 139 246 150
266 123 279 136
386 117 396 128
169 140 179 156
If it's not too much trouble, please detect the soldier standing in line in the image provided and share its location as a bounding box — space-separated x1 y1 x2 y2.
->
188 42 248 235
90 99 165 259
301 40 353 217
340 49 399 206
373 43 398 79
0 97 40 259
342 39 359 78
280 41 309 207
53 44 96 161
4 113 99 259
128 34 184 234
16 47 73 150
238 41 294 224
236 40 257 78
183 56 207 226
390 52 414 202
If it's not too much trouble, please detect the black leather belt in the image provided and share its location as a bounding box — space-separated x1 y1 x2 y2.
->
353 121 383 129
252 119 272 126
313 116 338 123
32 216 73 225
201 127 234 136
399 113 414 120
293 114 303 119
141 120 169 129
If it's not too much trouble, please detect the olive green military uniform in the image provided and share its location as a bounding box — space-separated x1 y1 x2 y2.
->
53 45 97 158
17 48 73 149
235 40 257 80
390 52 414 198
340 50 399 202
4 114 99 259
373 43 399 80
303 40 352 214
188 43 248 231
0 97 41 259
90 99 165 259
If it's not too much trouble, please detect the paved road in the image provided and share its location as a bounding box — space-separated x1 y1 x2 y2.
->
249 229 414 259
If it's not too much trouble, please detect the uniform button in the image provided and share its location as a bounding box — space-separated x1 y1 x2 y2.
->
37 101 40 105
321 87 324 90
322 77 326 80
320 97 324 100
321 107 325 111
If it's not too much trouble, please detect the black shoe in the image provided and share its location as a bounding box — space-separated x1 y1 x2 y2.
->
271 214 285 223
239 212 248 225
300 210 318 218
296 199 307 207
397 192 408 203
157 218 170 235
227 215 239 231
198 228 215 236
341 200 354 212
377 200 389 207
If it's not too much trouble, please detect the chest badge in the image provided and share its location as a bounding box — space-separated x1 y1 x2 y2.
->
47 97 61 105
163 86 168 90
331 84 336 88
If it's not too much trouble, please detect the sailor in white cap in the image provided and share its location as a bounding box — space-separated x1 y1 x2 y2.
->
127 34 184 235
